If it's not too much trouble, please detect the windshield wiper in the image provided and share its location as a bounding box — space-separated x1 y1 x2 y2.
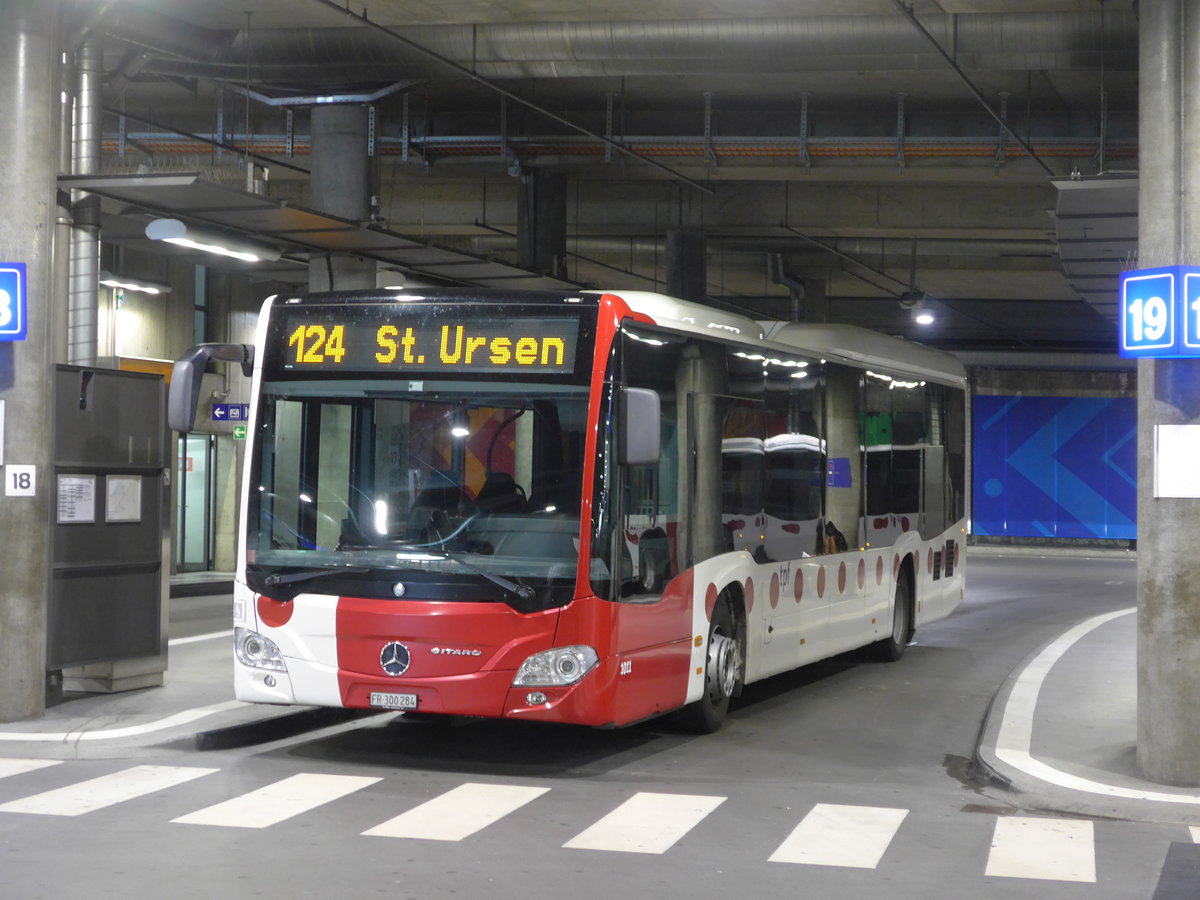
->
262 565 371 587
437 551 535 602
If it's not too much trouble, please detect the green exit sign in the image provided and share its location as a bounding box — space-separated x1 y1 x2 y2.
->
232 424 247 440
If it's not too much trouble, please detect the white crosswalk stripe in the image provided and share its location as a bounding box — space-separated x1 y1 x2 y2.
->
985 816 1096 882
363 782 549 841
563 791 726 854
769 803 908 868
0 758 61 780
0 765 217 817
0 756 1171 885
172 773 381 828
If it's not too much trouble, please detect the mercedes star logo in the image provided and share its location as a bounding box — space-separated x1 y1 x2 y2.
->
379 641 411 677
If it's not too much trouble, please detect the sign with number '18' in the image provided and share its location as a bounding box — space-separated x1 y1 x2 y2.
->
0 264 27 342
1120 265 1200 358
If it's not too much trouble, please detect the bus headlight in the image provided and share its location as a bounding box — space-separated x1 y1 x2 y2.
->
512 645 599 686
235 626 287 672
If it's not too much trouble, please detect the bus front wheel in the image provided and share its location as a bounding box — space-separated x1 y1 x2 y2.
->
677 600 739 733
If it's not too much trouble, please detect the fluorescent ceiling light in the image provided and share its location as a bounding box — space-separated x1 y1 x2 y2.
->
98 270 172 295
145 218 281 263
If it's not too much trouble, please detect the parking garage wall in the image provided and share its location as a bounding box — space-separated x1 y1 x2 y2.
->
970 366 1136 544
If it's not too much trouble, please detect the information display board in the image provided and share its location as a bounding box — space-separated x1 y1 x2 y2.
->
272 308 581 375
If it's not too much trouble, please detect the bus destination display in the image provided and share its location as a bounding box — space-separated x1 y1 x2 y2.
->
277 312 580 374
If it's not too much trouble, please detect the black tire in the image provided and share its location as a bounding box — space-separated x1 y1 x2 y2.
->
677 599 739 733
872 568 913 662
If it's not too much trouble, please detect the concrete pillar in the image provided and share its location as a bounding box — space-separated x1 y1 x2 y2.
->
0 0 60 721
307 104 376 291
1136 0 1200 785
517 169 567 277
666 228 706 302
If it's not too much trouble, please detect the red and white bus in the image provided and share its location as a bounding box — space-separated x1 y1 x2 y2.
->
170 289 967 732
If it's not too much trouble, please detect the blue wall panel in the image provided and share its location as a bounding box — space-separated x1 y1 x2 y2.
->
973 396 1136 539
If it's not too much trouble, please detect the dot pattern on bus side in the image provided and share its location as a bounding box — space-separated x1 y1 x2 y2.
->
257 594 294 628
699 544 956 623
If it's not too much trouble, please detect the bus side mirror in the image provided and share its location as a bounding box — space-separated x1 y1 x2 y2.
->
620 387 661 465
168 343 255 432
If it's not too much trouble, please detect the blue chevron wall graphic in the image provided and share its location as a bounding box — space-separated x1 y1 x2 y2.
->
973 396 1136 539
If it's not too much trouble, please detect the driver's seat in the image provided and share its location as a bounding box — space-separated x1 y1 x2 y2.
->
475 471 526 514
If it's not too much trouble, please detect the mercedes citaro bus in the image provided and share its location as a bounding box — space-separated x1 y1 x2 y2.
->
170 288 966 732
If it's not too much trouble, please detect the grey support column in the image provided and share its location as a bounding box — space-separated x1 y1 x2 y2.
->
517 169 567 277
0 0 60 721
307 104 376 291
666 228 706 303
1136 0 1200 785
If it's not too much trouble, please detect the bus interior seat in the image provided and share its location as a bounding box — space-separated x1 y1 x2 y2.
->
475 471 527 514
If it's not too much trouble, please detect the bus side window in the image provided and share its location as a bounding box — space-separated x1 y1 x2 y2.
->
763 356 823 562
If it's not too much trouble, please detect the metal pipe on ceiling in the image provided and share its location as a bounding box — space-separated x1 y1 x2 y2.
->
891 1 1054 177
120 10 1135 81
467 234 1053 258
69 38 102 367
306 0 715 196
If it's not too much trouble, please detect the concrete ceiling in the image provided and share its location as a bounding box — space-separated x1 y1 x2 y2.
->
81 0 1141 356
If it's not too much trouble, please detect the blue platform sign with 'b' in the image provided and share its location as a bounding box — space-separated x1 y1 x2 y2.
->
0 263 27 342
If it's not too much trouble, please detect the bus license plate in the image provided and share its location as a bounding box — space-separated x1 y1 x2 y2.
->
369 691 418 710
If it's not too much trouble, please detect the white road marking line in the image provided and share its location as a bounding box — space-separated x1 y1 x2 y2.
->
363 782 549 841
172 773 381 829
0 700 246 742
985 816 1096 882
768 803 908 868
0 758 62 779
0 765 217 816
992 607 1200 805
563 791 726 854
1190 825 1200 843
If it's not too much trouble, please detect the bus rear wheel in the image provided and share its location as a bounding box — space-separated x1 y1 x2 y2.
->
677 600 738 733
872 569 913 662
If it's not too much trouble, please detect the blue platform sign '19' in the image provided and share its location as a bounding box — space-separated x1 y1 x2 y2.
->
1120 265 1200 358
0 263 27 342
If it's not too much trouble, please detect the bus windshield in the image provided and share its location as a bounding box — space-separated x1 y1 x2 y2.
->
246 377 590 600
